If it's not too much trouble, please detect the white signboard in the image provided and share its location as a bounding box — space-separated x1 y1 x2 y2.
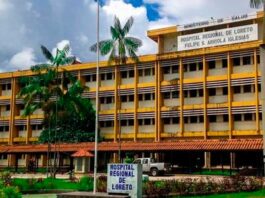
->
107 163 142 198
178 13 257 31
177 24 258 51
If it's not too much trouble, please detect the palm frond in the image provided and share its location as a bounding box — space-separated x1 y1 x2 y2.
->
61 56 76 65
90 40 114 55
114 16 122 34
62 44 70 55
250 0 264 8
111 26 120 40
127 48 139 63
123 16 134 36
41 45 54 62
31 63 51 73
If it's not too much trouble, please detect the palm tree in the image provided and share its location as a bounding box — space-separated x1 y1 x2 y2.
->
90 16 142 64
250 0 265 176
18 44 76 177
90 16 142 163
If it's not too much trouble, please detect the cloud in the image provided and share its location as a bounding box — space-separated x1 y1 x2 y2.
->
9 48 37 70
52 40 72 57
0 0 261 72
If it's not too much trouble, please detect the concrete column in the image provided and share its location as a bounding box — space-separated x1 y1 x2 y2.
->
204 152 211 169
113 152 118 163
230 152 236 169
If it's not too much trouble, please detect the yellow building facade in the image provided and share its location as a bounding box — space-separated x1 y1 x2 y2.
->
0 12 264 172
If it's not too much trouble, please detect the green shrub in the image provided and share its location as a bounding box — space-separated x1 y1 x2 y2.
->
0 171 12 186
0 186 21 198
78 176 93 191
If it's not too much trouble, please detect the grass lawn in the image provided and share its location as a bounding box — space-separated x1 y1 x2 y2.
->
22 194 56 198
184 189 265 198
192 169 236 176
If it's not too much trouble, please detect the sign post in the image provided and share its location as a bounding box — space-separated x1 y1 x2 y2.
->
107 164 142 198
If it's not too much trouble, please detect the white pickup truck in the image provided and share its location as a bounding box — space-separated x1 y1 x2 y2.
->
133 158 171 176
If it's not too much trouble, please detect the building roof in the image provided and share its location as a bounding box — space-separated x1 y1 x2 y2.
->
0 139 262 153
71 149 94 158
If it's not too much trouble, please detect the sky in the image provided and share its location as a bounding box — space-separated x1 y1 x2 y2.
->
0 0 261 72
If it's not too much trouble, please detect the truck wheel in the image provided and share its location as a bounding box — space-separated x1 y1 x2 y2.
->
151 168 159 177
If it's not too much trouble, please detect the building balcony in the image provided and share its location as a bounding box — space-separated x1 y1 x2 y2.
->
100 104 114 111
18 131 26 138
184 71 202 79
233 93 255 102
0 132 9 138
1 90 11 97
184 123 204 132
209 95 227 104
0 111 10 117
234 121 256 131
13 137 26 142
138 101 155 108
100 127 114 134
121 102 134 109
139 125 155 133
101 80 115 87
85 81 96 89
139 76 155 84
164 124 180 133
164 99 179 106
233 65 254 74
121 78 134 85
32 130 41 137
164 73 179 81
209 122 229 131
184 97 203 105
121 126 134 134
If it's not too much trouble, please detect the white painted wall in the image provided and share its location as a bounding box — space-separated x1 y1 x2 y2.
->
233 93 255 102
209 122 229 131
233 65 254 74
139 101 155 108
18 159 26 166
85 82 96 89
209 95 227 104
121 78 134 85
164 74 179 81
18 131 26 137
139 76 155 83
184 123 204 132
234 121 256 130
139 125 155 133
164 124 180 133
0 132 9 138
32 130 41 137
0 160 8 166
121 102 134 109
184 71 203 79
101 80 115 87
1 90 11 96
208 68 227 76
184 97 203 105
33 109 43 115
164 99 179 106
101 103 114 111
101 127 114 134
121 126 134 134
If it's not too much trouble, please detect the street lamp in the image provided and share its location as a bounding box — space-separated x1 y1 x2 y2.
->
93 0 100 194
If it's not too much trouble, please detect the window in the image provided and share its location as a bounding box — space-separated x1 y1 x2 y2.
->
243 85 252 93
189 63 197 71
209 115 217 123
243 56 251 65
209 88 216 96
121 71 127 78
223 87 228 95
199 116 204 123
183 64 188 72
257 55 260 64
129 70 134 78
18 125 26 131
128 120 134 126
0 126 9 132
244 113 253 121
172 65 179 73
259 113 262 120
121 95 127 102
145 93 151 101
5 105 10 111
222 59 228 68
234 114 241 121
190 116 197 123
128 95 134 102
258 84 261 92
163 67 170 74
106 97 113 104
198 62 203 70
172 117 179 124
233 57 241 66
0 154 7 160
101 73 105 80
100 97 105 104
198 89 203 97
164 118 170 124
138 119 143 125
190 90 197 98
121 120 127 126
208 61 216 69
2 84 11 91
164 92 170 99
223 115 229 122
234 86 241 94
32 125 42 130
145 119 151 125
144 68 151 76
106 121 113 127
172 91 179 98
138 94 143 101
184 90 188 98
138 69 143 76
184 117 189 123
106 73 113 80
92 74 96 81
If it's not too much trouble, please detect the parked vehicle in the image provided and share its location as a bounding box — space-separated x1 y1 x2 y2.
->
133 158 171 176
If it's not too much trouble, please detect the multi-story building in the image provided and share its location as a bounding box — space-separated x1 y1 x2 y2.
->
0 11 264 172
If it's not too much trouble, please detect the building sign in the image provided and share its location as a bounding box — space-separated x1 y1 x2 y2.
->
178 13 257 31
107 163 142 198
177 24 258 51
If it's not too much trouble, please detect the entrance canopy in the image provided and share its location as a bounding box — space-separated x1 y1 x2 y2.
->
71 149 94 158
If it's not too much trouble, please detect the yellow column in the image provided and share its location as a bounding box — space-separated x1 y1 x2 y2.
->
179 58 184 135
157 36 164 54
155 60 160 142
9 77 17 145
26 116 31 144
203 56 208 139
134 64 138 141
227 52 233 139
114 66 119 142
254 48 260 133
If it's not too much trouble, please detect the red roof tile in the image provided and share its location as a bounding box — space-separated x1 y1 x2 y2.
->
71 149 94 157
0 139 262 153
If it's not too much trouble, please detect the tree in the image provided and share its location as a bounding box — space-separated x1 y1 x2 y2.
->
18 44 96 177
250 0 265 176
90 16 142 64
